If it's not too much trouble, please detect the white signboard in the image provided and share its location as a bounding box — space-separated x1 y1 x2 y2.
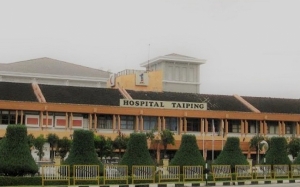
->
120 99 207 110
135 72 149 86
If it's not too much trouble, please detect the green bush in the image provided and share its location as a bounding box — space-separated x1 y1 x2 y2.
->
170 134 205 172
0 125 38 176
63 129 103 175
265 137 291 165
119 133 154 174
214 137 248 172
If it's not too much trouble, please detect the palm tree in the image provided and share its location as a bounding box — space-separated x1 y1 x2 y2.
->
113 131 129 158
146 129 175 162
160 129 175 158
249 135 266 164
47 133 59 161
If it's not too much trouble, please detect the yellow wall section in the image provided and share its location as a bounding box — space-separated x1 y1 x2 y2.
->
109 71 163 92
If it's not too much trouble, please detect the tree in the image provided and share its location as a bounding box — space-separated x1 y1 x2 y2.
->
214 137 248 172
63 129 103 175
119 133 154 174
0 125 38 176
33 134 46 161
287 137 300 159
264 137 291 165
170 134 205 173
113 131 129 157
146 129 175 161
95 135 116 160
160 129 175 158
47 133 59 161
249 135 265 163
57 136 72 160
27 133 35 149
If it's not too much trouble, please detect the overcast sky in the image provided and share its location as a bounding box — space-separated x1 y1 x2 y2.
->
1 0 300 99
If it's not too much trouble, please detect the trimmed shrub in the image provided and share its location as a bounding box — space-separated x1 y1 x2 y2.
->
119 133 154 174
0 125 38 176
170 134 205 172
214 137 248 171
63 129 103 175
265 137 291 165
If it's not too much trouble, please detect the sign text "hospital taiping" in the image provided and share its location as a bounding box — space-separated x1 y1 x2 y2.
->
120 99 207 110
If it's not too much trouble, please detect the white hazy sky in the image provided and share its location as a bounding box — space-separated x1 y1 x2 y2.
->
1 0 300 99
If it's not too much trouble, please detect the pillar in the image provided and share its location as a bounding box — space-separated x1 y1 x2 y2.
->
15 110 18 124
94 113 97 130
282 121 286 136
241 120 244 136
113 114 117 132
135 116 139 132
184 117 187 133
205 119 208 134
89 113 92 130
65 112 68 129
158 117 161 132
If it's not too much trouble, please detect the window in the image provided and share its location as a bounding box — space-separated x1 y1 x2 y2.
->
285 122 294 134
207 119 219 134
175 66 179 81
97 115 113 129
0 110 16 125
228 120 240 133
165 117 177 131
186 118 200 132
248 120 259 133
181 67 187 82
267 121 278 134
143 116 157 130
188 67 194 82
120 115 135 130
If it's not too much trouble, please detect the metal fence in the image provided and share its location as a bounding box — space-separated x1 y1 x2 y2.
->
132 165 155 183
158 166 180 183
183 166 203 182
39 164 300 186
235 165 252 181
104 165 128 184
41 165 70 187
212 165 232 181
73 165 99 185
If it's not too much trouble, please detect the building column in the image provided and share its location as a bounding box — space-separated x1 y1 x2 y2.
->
20 110 24 124
70 113 73 130
15 110 18 124
39 111 43 129
263 121 267 136
278 121 282 136
259 121 263 136
46 111 48 128
117 115 120 131
158 117 161 132
225 119 228 137
282 121 286 136
89 113 92 130
297 122 300 137
179 118 183 135
184 117 187 133
200 118 204 134
65 112 68 129
135 116 139 132
94 113 97 130
162 117 166 131
241 120 244 136
245 120 248 135
112 115 116 132
205 119 208 134
140 116 144 132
